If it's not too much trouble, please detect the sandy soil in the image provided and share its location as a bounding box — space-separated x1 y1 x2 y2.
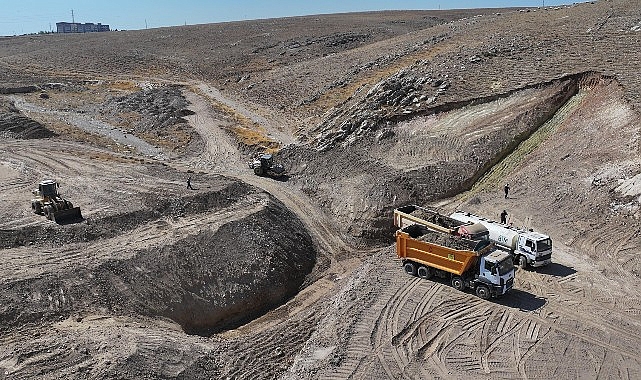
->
1 1 641 379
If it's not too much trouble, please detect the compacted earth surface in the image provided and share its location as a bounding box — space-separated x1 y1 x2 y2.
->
1 1 641 378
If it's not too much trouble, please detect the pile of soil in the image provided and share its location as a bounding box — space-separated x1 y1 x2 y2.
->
0 99 55 139
0 177 317 337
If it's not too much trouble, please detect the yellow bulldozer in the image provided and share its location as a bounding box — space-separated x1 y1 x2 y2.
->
31 179 83 224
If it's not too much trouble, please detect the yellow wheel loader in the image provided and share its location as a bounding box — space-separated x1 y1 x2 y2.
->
31 179 83 224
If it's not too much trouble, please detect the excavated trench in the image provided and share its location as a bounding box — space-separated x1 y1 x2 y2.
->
0 180 317 337
281 72 608 246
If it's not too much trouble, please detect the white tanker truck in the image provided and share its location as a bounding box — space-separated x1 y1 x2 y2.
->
450 211 552 269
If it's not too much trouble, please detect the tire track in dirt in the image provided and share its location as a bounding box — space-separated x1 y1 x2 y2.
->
517 267 641 346
317 249 641 379
512 267 641 378
322 264 501 379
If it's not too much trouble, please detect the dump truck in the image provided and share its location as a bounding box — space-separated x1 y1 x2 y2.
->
248 153 285 178
394 204 489 240
396 224 514 299
450 211 552 269
31 179 82 224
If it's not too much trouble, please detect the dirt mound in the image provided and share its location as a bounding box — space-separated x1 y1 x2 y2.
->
102 85 190 133
0 185 316 337
0 99 55 139
0 180 251 249
99 85 198 152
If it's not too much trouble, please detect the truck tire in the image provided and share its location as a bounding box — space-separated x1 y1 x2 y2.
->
417 265 433 280
451 276 464 291
403 262 417 276
517 255 528 269
254 166 264 176
475 284 491 300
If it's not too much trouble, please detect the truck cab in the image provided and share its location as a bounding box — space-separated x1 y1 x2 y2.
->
517 232 552 267
478 249 515 297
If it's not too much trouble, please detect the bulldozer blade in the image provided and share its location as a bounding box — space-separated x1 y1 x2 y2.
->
52 207 83 225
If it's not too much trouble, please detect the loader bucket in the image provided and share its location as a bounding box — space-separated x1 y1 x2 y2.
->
52 207 83 224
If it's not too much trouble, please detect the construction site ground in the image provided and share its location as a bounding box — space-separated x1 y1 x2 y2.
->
1 1 641 379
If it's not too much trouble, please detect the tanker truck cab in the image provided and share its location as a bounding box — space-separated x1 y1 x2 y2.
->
517 232 552 268
476 244 515 298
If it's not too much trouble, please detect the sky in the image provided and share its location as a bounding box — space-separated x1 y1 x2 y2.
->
0 0 586 37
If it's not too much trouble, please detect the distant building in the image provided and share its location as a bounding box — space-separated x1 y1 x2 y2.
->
56 22 110 33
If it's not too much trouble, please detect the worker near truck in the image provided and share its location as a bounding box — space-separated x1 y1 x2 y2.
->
500 210 508 224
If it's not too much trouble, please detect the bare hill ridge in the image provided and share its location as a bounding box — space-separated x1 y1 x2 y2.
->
1 1 641 379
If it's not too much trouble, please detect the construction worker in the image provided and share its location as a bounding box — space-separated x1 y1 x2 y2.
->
187 177 193 190
504 183 510 199
500 210 508 224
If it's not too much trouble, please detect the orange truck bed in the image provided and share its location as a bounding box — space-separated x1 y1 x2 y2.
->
396 230 481 276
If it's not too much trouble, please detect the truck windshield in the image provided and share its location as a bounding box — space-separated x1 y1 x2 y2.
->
537 238 552 252
494 258 514 276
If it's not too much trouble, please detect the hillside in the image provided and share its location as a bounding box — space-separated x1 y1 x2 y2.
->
1 1 641 379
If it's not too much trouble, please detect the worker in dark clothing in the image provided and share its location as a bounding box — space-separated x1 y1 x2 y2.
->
504 183 510 199
500 210 508 224
187 177 193 190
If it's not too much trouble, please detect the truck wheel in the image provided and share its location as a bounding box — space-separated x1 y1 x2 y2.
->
403 262 417 276
517 255 528 269
475 285 491 300
417 266 433 280
254 166 264 176
451 276 464 291
34 202 42 214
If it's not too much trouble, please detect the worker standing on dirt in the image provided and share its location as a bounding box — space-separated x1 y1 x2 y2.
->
500 210 508 224
187 177 193 190
504 183 510 199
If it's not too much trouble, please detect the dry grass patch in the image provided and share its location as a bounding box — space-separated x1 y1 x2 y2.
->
108 80 141 92
191 86 280 152
308 39 463 112
141 125 192 152
230 125 280 152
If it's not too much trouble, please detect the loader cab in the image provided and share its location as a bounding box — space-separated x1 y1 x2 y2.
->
260 154 273 168
38 180 59 197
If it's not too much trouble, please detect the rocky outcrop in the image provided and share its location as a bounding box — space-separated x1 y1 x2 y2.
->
314 67 451 151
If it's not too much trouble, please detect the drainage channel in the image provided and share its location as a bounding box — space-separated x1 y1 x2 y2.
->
458 82 591 201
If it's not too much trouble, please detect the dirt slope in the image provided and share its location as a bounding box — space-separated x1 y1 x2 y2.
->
1 1 641 379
